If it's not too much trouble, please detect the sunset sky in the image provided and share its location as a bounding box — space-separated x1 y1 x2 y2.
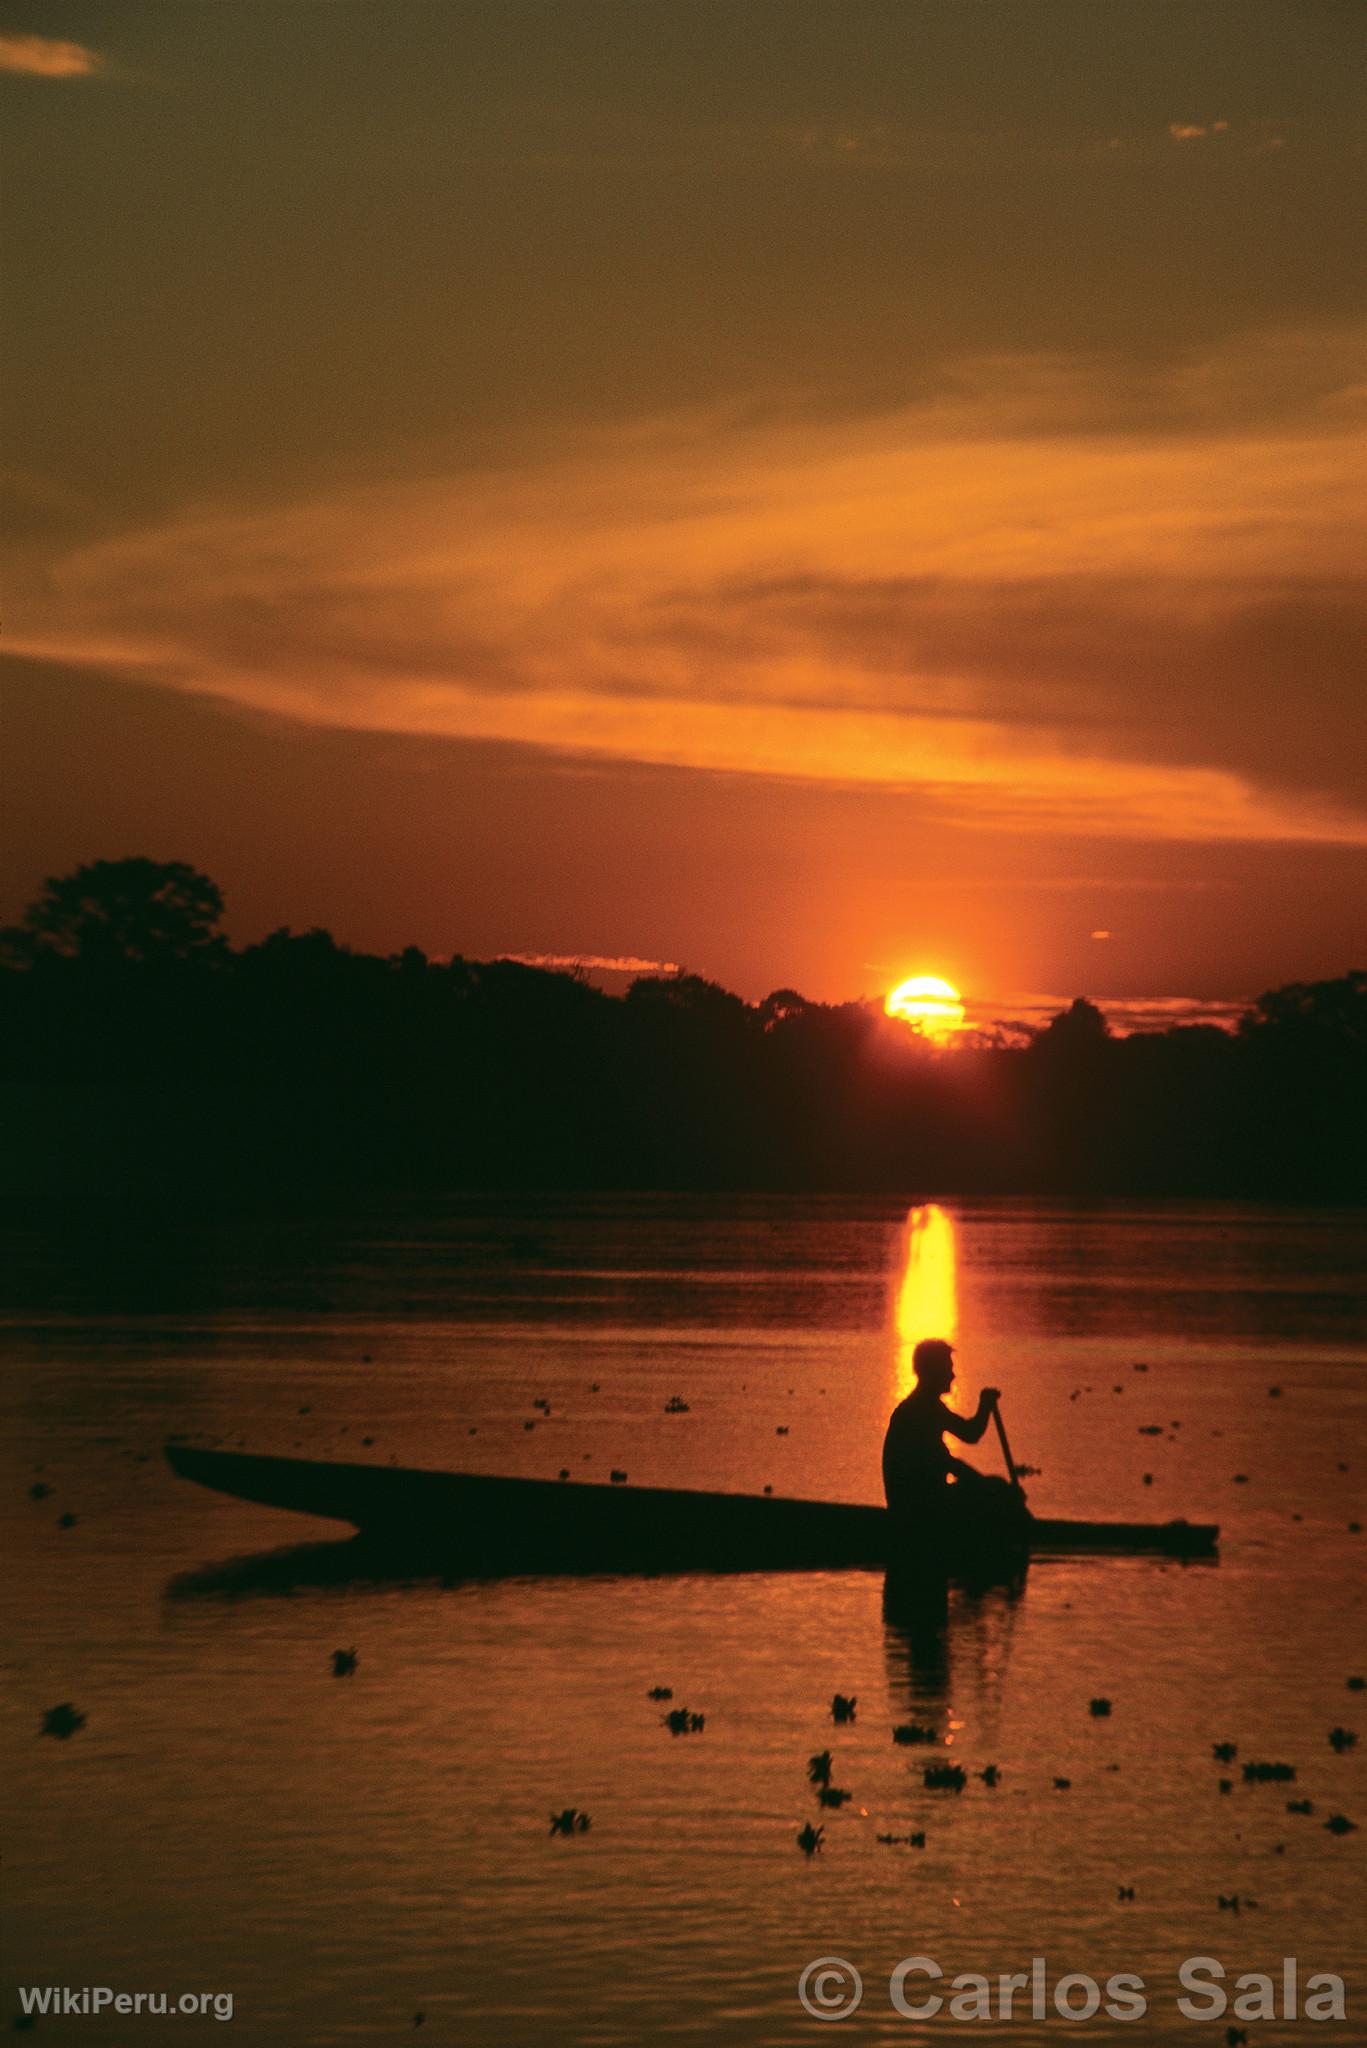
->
3 2 1364 1018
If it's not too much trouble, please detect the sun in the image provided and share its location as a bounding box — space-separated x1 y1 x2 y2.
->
884 974 966 1039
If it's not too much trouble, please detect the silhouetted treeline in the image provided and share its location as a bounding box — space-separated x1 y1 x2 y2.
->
1 860 1363 1214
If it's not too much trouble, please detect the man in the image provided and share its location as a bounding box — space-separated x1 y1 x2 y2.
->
883 1337 1003 1523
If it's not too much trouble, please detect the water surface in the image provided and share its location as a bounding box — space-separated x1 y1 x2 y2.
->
3 1199 1364 2043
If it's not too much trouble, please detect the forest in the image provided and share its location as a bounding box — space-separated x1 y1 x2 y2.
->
2 860 1363 1213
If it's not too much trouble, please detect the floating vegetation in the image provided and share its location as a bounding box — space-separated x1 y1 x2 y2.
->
1347 1677 1365 1692
331 1648 359 1677
796 1822 824 1856
807 1751 833 1786
1218 1779 1232 1793
41 1702 86 1740
817 1786 852 1809
610 1470 628 1485
831 1694 857 1724
548 1809 591 1835
1117 1885 1135 1901
664 1708 705 1734
57 1512 78 1529
924 1763 967 1792
892 1723 937 1745
1212 1742 1237 1763
1242 1761 1294 1782
664 1396 690 1414
978 1765 1000 1787
1324 1814 1357 1835
1328 1727 1357 1752
877 1831 926 1847
647 1687 674 1702
28 1482 53 1501
1287 1799 1313 1815
1054 1776 1072 1790
1089 1698 1112 1717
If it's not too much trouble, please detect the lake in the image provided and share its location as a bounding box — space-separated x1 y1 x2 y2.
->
2 1198 1364 2044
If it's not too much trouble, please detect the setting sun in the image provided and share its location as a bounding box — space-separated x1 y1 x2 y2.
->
884 974 966 1038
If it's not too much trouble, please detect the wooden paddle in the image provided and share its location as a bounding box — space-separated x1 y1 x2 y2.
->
991 1400 1024 1494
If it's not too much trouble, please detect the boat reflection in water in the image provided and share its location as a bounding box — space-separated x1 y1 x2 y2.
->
883 1571 1024 1710
167 1535 452 1601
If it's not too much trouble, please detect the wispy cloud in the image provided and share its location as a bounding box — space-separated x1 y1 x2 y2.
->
1167 118 1233 144
500 953 681 977
970 993 1248 1037
10 327 1366 848
0 32 101 78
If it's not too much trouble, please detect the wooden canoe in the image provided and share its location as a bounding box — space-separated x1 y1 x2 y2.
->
165 1444 1218 1575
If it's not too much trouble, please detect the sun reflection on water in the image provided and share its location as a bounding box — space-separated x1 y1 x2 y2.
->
894 1203 959 1399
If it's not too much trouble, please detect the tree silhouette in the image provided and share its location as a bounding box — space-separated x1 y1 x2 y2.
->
0 857 1361 1210
1240 971 1367 1054
1034 996 1110 1052
758 988 810 1030
1 858 225 966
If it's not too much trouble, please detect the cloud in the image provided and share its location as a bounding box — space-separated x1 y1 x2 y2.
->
1168 119 1233 145
500 953 681 977
0 32 101 78
9 327 1366 849
651 569 1367 808
971 993 1248 1036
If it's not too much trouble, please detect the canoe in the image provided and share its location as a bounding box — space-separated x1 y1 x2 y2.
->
165 1444 1218 1575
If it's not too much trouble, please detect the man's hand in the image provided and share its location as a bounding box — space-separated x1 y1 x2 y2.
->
980 1386 1001 1409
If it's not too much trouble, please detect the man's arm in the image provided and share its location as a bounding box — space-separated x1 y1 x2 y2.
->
940 1389 999 1446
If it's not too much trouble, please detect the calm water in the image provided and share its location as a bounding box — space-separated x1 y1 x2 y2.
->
2 1198 1364 2045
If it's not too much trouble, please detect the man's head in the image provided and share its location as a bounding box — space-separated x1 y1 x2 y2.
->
912 1337 955 1393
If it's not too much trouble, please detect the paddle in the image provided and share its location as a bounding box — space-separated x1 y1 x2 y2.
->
990 1400 1025 1495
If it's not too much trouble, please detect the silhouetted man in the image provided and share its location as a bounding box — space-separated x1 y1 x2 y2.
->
883 1338 1001 1524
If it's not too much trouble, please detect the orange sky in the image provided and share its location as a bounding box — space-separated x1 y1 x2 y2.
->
3 3 1364 1009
